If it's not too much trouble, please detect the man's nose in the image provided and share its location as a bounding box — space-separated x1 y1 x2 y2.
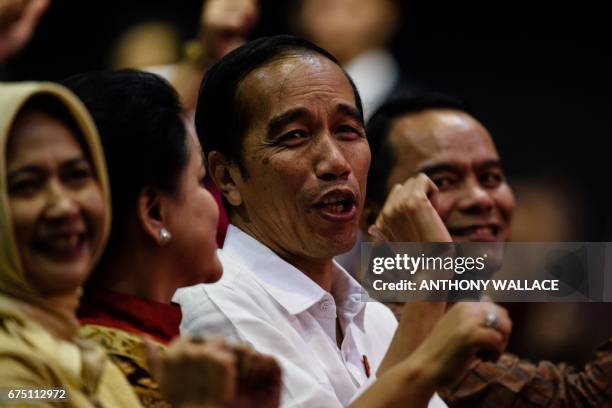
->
457 180 495 214
314 134 351 181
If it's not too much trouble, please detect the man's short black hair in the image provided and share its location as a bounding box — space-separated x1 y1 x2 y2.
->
195 35 363 172
62 69 188 257
366 92 470 208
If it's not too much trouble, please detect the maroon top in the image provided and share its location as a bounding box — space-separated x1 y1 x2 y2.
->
78 290 181 344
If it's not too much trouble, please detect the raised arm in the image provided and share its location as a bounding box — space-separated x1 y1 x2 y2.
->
350 302 512 408
369 173 452 375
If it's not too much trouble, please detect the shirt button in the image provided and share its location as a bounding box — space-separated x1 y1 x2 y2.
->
319 300 331 312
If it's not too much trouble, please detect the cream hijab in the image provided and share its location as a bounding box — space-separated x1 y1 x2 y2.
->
0 82 111 324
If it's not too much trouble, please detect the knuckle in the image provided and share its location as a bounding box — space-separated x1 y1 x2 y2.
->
456 302 473 315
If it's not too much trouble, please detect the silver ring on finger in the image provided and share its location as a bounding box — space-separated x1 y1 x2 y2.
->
484 311 500 330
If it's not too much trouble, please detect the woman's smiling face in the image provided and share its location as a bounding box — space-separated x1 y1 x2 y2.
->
6 109 106 295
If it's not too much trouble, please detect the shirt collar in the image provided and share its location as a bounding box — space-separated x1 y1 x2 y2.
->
222 225 367 318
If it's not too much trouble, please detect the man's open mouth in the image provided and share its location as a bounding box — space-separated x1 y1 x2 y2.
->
313 189 358 221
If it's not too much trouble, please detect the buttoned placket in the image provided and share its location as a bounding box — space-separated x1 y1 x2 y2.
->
313 294 370 388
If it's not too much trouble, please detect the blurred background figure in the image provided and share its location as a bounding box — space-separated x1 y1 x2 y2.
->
111 21 181 69
290 0 422 119
0 0 49 77
136 0 259 114
510 179 585 242
507 179 612 365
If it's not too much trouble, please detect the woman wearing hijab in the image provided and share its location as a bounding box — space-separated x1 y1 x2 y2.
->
0 81 142 406
62 70 282 408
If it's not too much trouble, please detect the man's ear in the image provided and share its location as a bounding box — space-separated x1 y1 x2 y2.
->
137 187 168 246
360 199 381 237
208 150 243 207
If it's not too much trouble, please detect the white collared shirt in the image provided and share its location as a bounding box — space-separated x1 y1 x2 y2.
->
174 225 446 408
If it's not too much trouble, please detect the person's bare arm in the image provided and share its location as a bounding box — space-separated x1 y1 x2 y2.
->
0 0 49 63
368 173 451 375
350 302 512 408
377 300 447 376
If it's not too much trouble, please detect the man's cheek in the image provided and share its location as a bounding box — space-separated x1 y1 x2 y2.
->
495 186 516 218
434 194 455 219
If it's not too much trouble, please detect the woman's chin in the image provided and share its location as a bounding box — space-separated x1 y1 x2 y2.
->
25 256 91 296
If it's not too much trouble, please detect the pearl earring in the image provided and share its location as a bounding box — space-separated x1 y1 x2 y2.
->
159 227 172 244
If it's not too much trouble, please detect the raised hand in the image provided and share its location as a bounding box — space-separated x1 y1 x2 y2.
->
369 173 452 243
147 336 237 407
0 0 50 63
412 301 512 388
232 345 281 408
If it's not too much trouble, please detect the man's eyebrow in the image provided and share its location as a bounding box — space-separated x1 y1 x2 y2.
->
418 163 462 175
419 159 503 175
477 159 503 170
336 104 364 127
267 107 310 139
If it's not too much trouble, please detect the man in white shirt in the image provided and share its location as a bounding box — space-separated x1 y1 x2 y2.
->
174 35 449 407
177 225 399 406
